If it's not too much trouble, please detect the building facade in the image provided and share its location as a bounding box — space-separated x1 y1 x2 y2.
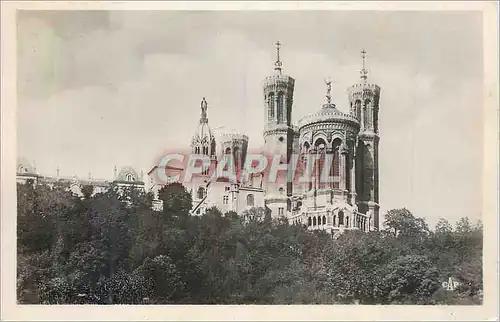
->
16 157 145 197
148 44 381 233
17 43 381 234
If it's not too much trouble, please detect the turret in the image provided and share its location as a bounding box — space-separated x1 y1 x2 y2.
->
348 50 381 231
262 41 296 156
219 131 249 176
262 41 297 217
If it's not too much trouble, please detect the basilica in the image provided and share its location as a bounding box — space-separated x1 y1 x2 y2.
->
17 42 381 234
148 43 381 233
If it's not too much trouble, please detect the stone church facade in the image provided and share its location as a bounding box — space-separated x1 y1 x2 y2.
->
17 43 381 234
148 43 381 233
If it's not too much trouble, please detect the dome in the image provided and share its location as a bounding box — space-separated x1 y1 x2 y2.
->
190 97 216 156
298 103 360 130
116 166 141 182
192 122 214 146
16 157 36 174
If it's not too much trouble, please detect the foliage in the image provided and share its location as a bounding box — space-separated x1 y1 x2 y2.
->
384 208 429 239
381 254 440 304
17 182 483 304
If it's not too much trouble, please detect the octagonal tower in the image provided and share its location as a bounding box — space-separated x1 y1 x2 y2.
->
262 41 297 217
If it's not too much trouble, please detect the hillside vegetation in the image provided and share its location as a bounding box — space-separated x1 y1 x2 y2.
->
17 181 482 304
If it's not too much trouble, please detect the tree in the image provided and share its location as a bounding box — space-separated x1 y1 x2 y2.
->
384 208 429 239
455 217 472 234
17 182 75 254
158 183 192 222
435 218 453 234
81 184 94 200
17 180 483 305
381 254 440 304
137 255 184 303
324 230 395 304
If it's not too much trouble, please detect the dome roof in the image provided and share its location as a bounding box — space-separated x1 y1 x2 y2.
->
191 97 216 147
116 166 141 182
192 122 215 146
16 157 36 174
298 103 359 129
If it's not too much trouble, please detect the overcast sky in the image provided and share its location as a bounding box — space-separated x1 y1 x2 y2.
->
17 10 483 227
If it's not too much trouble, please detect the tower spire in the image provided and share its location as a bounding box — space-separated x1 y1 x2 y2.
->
274 41 282 74
360 49 368 83
200 97 208 123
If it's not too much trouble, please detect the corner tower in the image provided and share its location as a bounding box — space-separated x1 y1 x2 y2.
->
219 132 249 176
348 50 381 230
262 41 296 217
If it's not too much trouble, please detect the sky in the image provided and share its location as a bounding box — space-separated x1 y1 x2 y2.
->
16 10 483 228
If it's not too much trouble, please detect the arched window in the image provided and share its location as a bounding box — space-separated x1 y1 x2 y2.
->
314 138 327 189
364 99 372 129
354 99 361 119
225 147 231 155
346 216 349 228
268 92 275 119
322 216 326 225
203 146 208 155
317 216 321 226
363 144 374 200
332 138 342 189
277 92 284 124
302 141 310 156
338 211 344 226
303 141 311 188
246 194 254 207
278 187 284 194
313 217 317 226
125 173 134 182
333 215 336 226
308 217 312 226
234 146 240 170
210 139 216 156
197 187 205 199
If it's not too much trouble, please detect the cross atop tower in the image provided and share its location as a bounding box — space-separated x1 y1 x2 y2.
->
274 40 283 73
360 49 368 82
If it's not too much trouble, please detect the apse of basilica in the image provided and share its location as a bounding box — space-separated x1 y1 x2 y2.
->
17 42 381 235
